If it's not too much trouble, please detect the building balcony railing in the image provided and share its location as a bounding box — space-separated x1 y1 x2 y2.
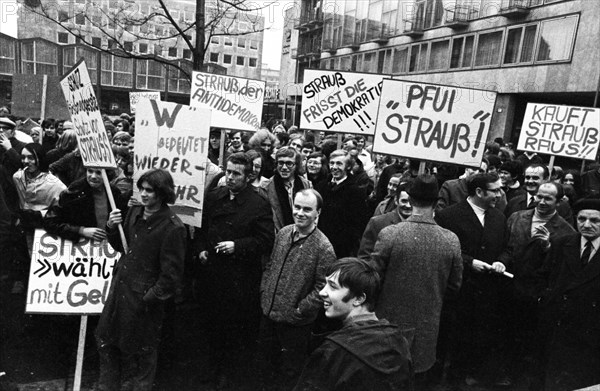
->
499 0 535 18
402 16 424 37
294 10 324 31
445 5 478 28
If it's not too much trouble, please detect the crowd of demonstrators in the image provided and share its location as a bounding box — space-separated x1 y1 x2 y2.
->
2 109 600 391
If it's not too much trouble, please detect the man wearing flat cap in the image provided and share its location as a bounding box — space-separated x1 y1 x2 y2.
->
536 198 600 391
371 174 462 387
0 117 26 176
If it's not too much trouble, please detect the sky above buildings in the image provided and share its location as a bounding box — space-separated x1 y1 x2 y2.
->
0 0 291 70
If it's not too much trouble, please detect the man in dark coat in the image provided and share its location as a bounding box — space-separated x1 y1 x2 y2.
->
44 168 127 241
194 152 274 386
315 149 367 258
294 258 413 391
436 172 510 386
358 182 412 260
96 169 186 391
536 199 600 391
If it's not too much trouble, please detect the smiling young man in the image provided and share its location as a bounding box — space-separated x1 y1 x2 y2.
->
265 146 312 232
260 189 336 386
315 149 367 258
293 258 413 391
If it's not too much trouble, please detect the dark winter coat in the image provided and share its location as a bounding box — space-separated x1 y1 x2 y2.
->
96 205 186 354
538 233 600 391
315 175 367 258
293 317 413 391
194 185 274 322
43 177 127 241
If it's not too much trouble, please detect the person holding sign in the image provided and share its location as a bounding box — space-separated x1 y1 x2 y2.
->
95 169 185 391
43 168 127 242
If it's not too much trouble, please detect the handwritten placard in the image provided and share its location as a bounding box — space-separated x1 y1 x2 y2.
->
129 91 161 114
189 72 265 132
300 70 385 135
517 103 600 161
59 60 116 169
26 230 119 315
134 99 211 227
372 79 497 167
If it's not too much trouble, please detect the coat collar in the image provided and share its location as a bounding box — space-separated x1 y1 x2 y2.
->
406 213 436 225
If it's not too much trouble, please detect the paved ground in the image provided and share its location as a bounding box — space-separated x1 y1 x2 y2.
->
1 277 534 391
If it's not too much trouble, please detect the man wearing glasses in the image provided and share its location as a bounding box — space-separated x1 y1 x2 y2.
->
436 173 511 387
265 146 312 233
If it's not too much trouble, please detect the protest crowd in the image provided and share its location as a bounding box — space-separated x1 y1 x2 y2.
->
1 104 600 391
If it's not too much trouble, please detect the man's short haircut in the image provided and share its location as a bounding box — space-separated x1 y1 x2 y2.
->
41 118 55 130
325 257 381 312
137 168 176 204
276 146 302 169
329 149 352 171
499 160 522 178
395 180 412 201
302 141 315 151
229 130 244 140
295 188 323 211
525 163 549 179
539 181 564 200
227 152 253 176
467 172 500 197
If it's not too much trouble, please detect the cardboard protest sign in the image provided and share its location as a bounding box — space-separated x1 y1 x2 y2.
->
517 103 600 161
26 230 119 315
189 72 265 132
11 74 71 120
300 70 385 135
129 91 161 114
134 98 211 227
60 60 116 169
372 79 497 167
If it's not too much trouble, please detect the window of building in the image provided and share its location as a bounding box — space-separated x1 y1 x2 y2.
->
138 43 148 53
536 15 577 62
429 39 449 70
92 37 102 48
155 26 163 36
237 38 246 49
168 47 178 57
249 57 257 67
183 49 192 59
21 41 58 75
224 54 232 64
75 13 85 25
137 59 164 90
340 56 352 71
154 45 162 56
392 47 408 74
211 36 219 45
362 52 377 73
250 40 258 50
415 0 444 30
504 25 537 65
378 49 392 74
63 47 97 82
210 52 219 62
409 43 428 72
224 38 233 46
123 41 133 51
236 56 245 66
168 61 192 94
57 32 69 44
450 35 474 69
108 39 117 49
474 30 503 67
101 53 133 87
58 11 69 22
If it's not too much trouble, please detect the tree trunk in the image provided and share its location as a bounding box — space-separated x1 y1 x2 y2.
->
194 0 205 71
